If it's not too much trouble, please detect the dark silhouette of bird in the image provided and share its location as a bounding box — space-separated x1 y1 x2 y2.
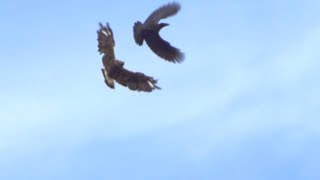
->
97 23 160 92
133 2 184 63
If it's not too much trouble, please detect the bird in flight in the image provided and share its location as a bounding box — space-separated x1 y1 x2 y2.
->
133 2 184 63
97 23 160 92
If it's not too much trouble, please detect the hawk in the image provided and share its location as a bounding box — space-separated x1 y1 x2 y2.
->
133 2 185 63
97 23 160 92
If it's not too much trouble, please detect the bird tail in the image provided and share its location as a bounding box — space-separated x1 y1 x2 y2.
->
101 68 115 89
133 21 144 45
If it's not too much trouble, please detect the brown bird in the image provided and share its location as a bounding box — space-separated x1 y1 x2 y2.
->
133 2 184 63
97 23 160 92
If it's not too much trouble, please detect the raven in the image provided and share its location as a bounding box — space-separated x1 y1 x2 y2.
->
97 23 160 92
133 2 184 63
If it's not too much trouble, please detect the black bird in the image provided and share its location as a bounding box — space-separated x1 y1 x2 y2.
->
97 23 160 92
133 2 184 63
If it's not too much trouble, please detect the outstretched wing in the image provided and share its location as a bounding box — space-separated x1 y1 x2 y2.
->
144 2 181 27
143 30 184 63
97 23 115 59
98 23 116 88
108 63 160 92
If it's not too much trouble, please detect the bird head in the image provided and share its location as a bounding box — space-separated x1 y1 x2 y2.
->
157 23 169 31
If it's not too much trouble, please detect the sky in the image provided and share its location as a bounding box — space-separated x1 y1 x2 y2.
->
0 0 320 179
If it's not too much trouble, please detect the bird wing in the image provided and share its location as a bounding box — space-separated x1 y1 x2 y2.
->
97 22 115 58
98 23 116 88
143 30 184 63
144 2 181 27
108 62 160 92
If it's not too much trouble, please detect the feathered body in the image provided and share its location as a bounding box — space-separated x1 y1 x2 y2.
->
133 2 184 63
97 23 160 92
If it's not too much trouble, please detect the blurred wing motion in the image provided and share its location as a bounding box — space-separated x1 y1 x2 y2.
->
97 23 160 92
144 1 181 27
133 2 184 63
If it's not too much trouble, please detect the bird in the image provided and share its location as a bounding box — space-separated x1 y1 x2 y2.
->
97 22 160 92
133 2 184 63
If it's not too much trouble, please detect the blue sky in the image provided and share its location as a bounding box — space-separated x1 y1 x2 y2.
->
0 0 320 179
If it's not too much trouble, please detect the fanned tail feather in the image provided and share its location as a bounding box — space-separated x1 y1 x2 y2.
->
133 21 144 45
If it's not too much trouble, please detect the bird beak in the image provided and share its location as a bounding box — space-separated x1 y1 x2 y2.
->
161 23 169 28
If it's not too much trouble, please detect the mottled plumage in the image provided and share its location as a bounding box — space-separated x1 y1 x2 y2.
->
97 23 160 92
133 2 184 63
